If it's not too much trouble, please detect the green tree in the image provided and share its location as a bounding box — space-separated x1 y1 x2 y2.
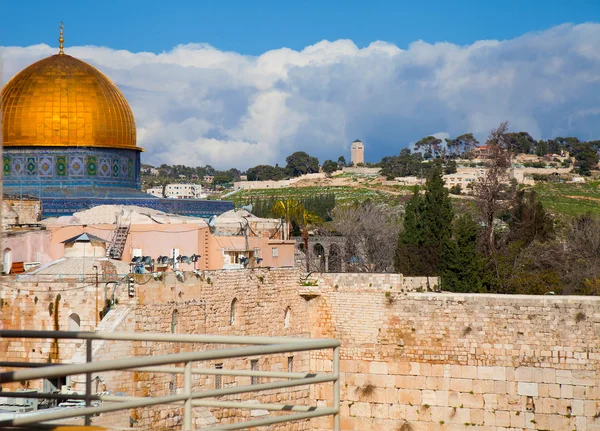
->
272 199 304 240
285 151 319 177
322 160 339 177
444 160 457 174
570 141 598 176
414 136 442 159
445 133 479 158
246 164 286 181
507 190 554 246
337 156 347 167
395 163 454 275
441 214 486 292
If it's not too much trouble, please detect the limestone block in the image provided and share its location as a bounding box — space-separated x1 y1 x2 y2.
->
460 366 478 379
369 361 388 375
514 366 535 382
472 379 494 394
542 368 556 384
450 378 473 393
548 383 561 398
448 391 460 407
483 410 496 426
572 399 584 416
470 408 484 425
371 403 389 418
460 393 484 409
517 382 539 397
477 366 494 380
409 362 420 376
495 410 511 427
421 390 436 406
435 390 449 407
540 397 558 414
584 400 599 417
349 401 371 418
509 411 525 428
405 405 420 421
575 385 587 399
452 408 472 425
561 384 574 399
556 369 573 385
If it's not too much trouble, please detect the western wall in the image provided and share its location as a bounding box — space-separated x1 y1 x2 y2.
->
1 267 599 430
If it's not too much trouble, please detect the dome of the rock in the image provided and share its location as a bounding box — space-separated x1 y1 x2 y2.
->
1 54 138 151
1 27 233 219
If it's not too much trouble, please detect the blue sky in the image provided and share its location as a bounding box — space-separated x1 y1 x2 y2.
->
2 0 599 55
2 1 600 169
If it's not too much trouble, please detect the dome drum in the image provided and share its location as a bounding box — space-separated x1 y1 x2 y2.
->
3 147 141 190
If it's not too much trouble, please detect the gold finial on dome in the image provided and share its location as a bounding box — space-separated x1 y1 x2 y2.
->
58 22 64 54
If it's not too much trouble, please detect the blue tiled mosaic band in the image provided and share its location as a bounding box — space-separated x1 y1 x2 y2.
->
3 147 141 189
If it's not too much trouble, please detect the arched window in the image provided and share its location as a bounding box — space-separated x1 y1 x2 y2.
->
2 248 12 275
284 307 291 329
69 313 81 331
171 309 179 334
230 298 238 325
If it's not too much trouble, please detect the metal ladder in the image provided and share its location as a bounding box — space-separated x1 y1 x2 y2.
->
106 210 131 260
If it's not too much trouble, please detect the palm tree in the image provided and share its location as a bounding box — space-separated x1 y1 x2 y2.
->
272 199 322 271
272 199 304 240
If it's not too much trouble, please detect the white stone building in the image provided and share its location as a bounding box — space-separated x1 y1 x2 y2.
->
146 184 205 199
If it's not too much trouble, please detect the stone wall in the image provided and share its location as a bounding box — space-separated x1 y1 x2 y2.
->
130 268 314 430
308 284 600 431
315 273 439 292
2 269 600 431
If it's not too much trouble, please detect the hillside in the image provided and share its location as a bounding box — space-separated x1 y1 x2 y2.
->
227 172 600 218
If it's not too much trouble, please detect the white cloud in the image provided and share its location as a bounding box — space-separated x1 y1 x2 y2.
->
3 23 600 169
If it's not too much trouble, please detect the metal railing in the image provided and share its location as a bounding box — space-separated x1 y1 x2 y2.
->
0 330 341 430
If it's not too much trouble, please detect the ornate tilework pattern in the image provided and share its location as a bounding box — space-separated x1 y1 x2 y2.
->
120 157 129 178
112 159 120 177
56 156 67 176
26 157 37 176
98 158 111 177
3 147 140 190
11 156 25 176
86 156 97 176
69 156 85 177
4 156 10 177
38 156 54 177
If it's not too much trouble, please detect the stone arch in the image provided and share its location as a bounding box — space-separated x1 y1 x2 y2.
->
2 248 12 274
328 243 343 272
313 243 326 272
230 298 238 325
284 307 291 329
171 309 179 333
69 313 81 331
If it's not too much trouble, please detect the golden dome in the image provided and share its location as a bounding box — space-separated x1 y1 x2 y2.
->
1 53 140 151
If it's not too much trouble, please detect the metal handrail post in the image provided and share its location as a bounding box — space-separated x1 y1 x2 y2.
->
184 361 192 430
85 338 92 426
333 346 340 431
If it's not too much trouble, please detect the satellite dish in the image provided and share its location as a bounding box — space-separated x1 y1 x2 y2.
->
208 216 216 227
241 204 253 213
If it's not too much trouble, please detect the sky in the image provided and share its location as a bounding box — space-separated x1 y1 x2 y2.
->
2 0 600 169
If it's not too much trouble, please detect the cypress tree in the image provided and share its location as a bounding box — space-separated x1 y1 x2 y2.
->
441 213 486 292
395 162 454 275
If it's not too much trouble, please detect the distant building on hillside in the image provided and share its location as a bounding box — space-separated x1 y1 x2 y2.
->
351 139 365 165
146 183 205 199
